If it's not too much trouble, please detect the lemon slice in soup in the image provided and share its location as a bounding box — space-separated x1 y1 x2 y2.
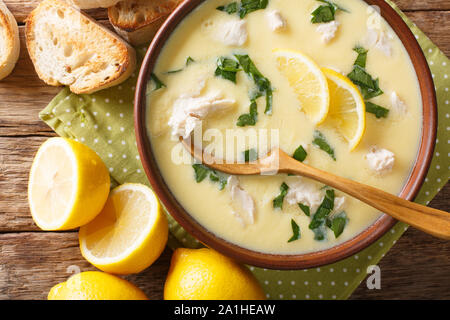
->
322 68 366 151
274 49 330 125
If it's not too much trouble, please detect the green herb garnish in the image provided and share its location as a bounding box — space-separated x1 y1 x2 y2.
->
298 203 311 216
193 164 227 190
347 65 383 99
353 46 368 68
239 0 269 18
313 226 327 241
243 148 258 162
166 57 196 74
236 99 258 127
293 145 308 162
215 57 241 83
347 47 384 100
312 130 336 161
288 219 301 242
366 101 389 119
311 0 347 24
327 211 347 238
217 2 238 14
309 189 335 230
150 73 166 90
209 171 228 190
192 164 209 183
234 54 273 115
273 182 289 210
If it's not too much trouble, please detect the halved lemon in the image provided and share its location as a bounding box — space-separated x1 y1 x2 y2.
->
274 49 330 124
79 183 168 275
322 68 366 151
28 137 110 231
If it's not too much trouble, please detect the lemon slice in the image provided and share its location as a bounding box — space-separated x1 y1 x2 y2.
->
79 183 168 275
322 68 366 150
28 138 110 230
274 49 330 124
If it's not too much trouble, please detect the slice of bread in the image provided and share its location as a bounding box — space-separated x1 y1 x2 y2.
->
25 0 136 94
108 0 183 46
67 0 123 9
0 0 20 80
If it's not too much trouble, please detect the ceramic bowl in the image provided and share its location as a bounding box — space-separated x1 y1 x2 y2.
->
134 0 437 269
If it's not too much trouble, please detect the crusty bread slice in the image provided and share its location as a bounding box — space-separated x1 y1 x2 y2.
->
25 0 136 94
0 0 20 80
67 0 123 9
108 0 184 46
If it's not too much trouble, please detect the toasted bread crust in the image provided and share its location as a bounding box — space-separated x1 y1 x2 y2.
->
67 0 122 9
108 0 183 45
25 0 136 94
0 0 20 80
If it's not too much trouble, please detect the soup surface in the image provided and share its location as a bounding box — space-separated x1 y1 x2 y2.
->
147 0 422 254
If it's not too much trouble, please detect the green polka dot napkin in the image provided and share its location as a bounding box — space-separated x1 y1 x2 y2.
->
40 0 449 300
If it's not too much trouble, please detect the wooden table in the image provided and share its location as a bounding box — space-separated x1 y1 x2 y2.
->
0 0 449 300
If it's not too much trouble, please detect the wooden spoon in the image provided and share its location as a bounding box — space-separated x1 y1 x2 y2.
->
181 139 450 240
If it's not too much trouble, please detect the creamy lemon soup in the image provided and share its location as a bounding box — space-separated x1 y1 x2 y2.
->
146 0 422 254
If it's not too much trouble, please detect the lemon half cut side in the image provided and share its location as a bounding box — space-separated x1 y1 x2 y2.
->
28 137 110 230
79 183 168 275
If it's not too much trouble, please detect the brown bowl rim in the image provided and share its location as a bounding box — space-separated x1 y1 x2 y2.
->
134 0 437 269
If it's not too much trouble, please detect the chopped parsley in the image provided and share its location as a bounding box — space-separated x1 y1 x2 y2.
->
239 0 269 18
216 0 268 18
234 54 273 115
209 171 228 190
353 46 368 68
237 99 258 127
192 164 227 190
293 145 308 162
150 73 166 91
366 101 389 119
347 47 383 100
347 65 383 99
312 130 336 161
215 57 241 83
327 211 347 238
192 164 209 183
298 203 311 216
309 189 335 240
311 0 347 24
273 182 289 210
288 219 301 243
217 2 238 14
166 56 196 74
348 47 389 113
243 148 258 162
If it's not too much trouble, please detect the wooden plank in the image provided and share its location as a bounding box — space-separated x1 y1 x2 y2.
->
0 227 448 299
405 11 450 57
3 0 450 22
351 227 450 299
0 232 171 300
0 136 48 232
396 0 450 11
3 0 108 24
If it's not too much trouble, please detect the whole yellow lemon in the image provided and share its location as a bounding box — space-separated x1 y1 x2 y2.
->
164 248 266 300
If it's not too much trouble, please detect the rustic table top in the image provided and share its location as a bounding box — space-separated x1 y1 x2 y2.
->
0 0 449 300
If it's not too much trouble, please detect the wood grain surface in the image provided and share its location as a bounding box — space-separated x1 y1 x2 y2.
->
0 0 448 300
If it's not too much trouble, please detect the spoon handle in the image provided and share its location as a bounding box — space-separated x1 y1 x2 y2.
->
281 155 450 240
